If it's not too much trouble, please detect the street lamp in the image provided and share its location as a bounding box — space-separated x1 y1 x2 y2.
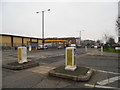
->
36 9 50 49
79 30 84 45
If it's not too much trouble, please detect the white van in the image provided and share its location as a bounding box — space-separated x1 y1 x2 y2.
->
70 44 76 47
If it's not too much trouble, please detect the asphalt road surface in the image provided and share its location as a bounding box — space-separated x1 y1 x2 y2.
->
2 48 120 89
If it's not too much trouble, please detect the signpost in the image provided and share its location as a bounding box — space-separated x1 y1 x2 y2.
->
65 47 77 71
85 46 87 52
29 45 31 51
101 46 103 55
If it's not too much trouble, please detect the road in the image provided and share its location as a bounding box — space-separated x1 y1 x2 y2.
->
2 48 120 89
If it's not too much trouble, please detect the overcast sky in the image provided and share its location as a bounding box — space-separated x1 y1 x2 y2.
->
2 1 118 42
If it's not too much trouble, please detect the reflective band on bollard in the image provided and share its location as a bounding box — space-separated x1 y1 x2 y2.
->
18 48 22 61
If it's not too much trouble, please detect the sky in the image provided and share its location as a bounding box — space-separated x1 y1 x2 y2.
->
1 0 119 42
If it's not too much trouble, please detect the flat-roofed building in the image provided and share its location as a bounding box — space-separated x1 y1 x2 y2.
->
0 34 42 49
0 34 77 50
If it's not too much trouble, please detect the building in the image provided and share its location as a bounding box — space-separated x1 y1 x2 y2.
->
0 34 77 50
0 34 42 48
82 40 96 47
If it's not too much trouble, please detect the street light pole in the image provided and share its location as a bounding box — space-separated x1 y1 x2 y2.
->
42 11 44 49
79 31 81 45
36 9 50 49
79 30 84 45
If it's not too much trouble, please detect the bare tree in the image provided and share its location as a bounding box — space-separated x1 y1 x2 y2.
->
102 33 115 44
116 17 120 45
102 33 109 44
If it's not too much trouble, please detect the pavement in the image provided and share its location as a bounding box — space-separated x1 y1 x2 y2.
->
2 48 120 89
86 49 119 57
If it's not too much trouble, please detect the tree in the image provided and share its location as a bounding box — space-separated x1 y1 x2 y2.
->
116 17 120 45
103 33 115 49
108 37 115 44
96 40 100 43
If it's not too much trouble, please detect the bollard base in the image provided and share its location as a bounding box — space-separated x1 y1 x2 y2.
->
49 65 93 81
65 66 77 71
2 61 39 70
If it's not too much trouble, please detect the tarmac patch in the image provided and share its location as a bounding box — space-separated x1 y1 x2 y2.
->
27 66 56 74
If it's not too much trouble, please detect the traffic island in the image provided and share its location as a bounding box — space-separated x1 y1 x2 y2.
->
2 61 39 70
3 47 39 70
49 65 93 81
48 47 93 81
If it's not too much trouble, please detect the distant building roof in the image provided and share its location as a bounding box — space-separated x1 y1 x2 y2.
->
0 34 78 40
0 34 42 40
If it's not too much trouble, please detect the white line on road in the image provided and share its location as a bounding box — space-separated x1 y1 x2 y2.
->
85 84 119 89
93 69 120 75
97 76 120 86
82 66 120 75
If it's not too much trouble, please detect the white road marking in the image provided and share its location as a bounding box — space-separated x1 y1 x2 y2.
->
97 76 120 86
85 84 118 89
92 69 120 75
81 66 120 75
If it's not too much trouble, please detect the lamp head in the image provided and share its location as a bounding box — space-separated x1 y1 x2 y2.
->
48 9 50 11
36 12 39 13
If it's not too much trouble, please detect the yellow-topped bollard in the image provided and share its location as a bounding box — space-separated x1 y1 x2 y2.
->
18 47 28 64
65 47 77 71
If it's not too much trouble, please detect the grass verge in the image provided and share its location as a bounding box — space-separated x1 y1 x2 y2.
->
99 48 120 53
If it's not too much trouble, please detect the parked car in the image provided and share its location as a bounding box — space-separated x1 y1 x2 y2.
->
94 46 98 48
94 45 101 49
97 45 101 49
37 45 48 50
76 45 82 48
91 45 94 48
57 46 64 49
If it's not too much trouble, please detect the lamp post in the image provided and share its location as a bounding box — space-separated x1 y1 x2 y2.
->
36 9 50 49
79 30 84 45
